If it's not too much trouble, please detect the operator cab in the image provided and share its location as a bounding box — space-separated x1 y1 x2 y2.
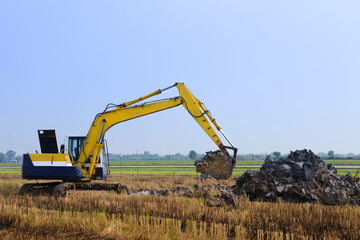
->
64 136 110 180
67 136 85 161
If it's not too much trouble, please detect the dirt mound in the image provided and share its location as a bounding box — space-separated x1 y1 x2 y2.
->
195 150 235 180
232 149 360 205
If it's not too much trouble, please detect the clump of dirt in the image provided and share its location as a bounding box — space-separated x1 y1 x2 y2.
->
130 187 193 197
130 184 236 207
194 150 235 180
232 149 360 205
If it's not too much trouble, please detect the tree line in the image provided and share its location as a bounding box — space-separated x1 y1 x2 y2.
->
0 150 202 163
1 149 360 163
0 150 23 163
109 150 202 162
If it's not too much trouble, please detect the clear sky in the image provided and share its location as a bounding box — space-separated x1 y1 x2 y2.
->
0 1 359 156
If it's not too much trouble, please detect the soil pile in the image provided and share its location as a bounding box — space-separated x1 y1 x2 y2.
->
195 150 235 180
233 149 360 205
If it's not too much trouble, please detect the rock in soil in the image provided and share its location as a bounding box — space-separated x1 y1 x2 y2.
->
195 150 235 180
232 149 360 205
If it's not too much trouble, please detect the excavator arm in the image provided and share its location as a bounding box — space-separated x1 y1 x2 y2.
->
76 82 237 180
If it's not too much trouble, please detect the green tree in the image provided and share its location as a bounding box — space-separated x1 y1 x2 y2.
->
6 150 16 161
328 150 335 159
0 153 6 163
189 150 197 160
272 151 281 160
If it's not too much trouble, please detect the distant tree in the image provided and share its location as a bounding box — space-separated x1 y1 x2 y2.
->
0 153 6 163
15 155 23 161
189 150 197 160
272 151 281 160
144 151 150 156
6 150 16 161
328 150 335 159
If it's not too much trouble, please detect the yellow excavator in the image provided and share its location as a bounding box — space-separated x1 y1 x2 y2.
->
21 83 237 196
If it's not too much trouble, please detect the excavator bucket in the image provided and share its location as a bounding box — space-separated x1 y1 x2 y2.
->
195 150 236 180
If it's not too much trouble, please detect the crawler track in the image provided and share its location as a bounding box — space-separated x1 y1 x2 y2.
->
20 182 130 197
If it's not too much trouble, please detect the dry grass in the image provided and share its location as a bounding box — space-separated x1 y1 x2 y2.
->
0 173 360 239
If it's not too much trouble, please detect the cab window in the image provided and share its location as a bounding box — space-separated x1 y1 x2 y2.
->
68 137 85 160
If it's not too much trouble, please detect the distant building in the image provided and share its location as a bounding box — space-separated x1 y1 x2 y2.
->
10 159 21 163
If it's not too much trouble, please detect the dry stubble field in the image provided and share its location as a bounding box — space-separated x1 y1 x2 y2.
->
0 173 360 240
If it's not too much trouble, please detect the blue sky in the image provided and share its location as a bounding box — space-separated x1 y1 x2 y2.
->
0 1 359 156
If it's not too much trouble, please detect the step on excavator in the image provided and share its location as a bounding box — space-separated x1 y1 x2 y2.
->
21 83 237 196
